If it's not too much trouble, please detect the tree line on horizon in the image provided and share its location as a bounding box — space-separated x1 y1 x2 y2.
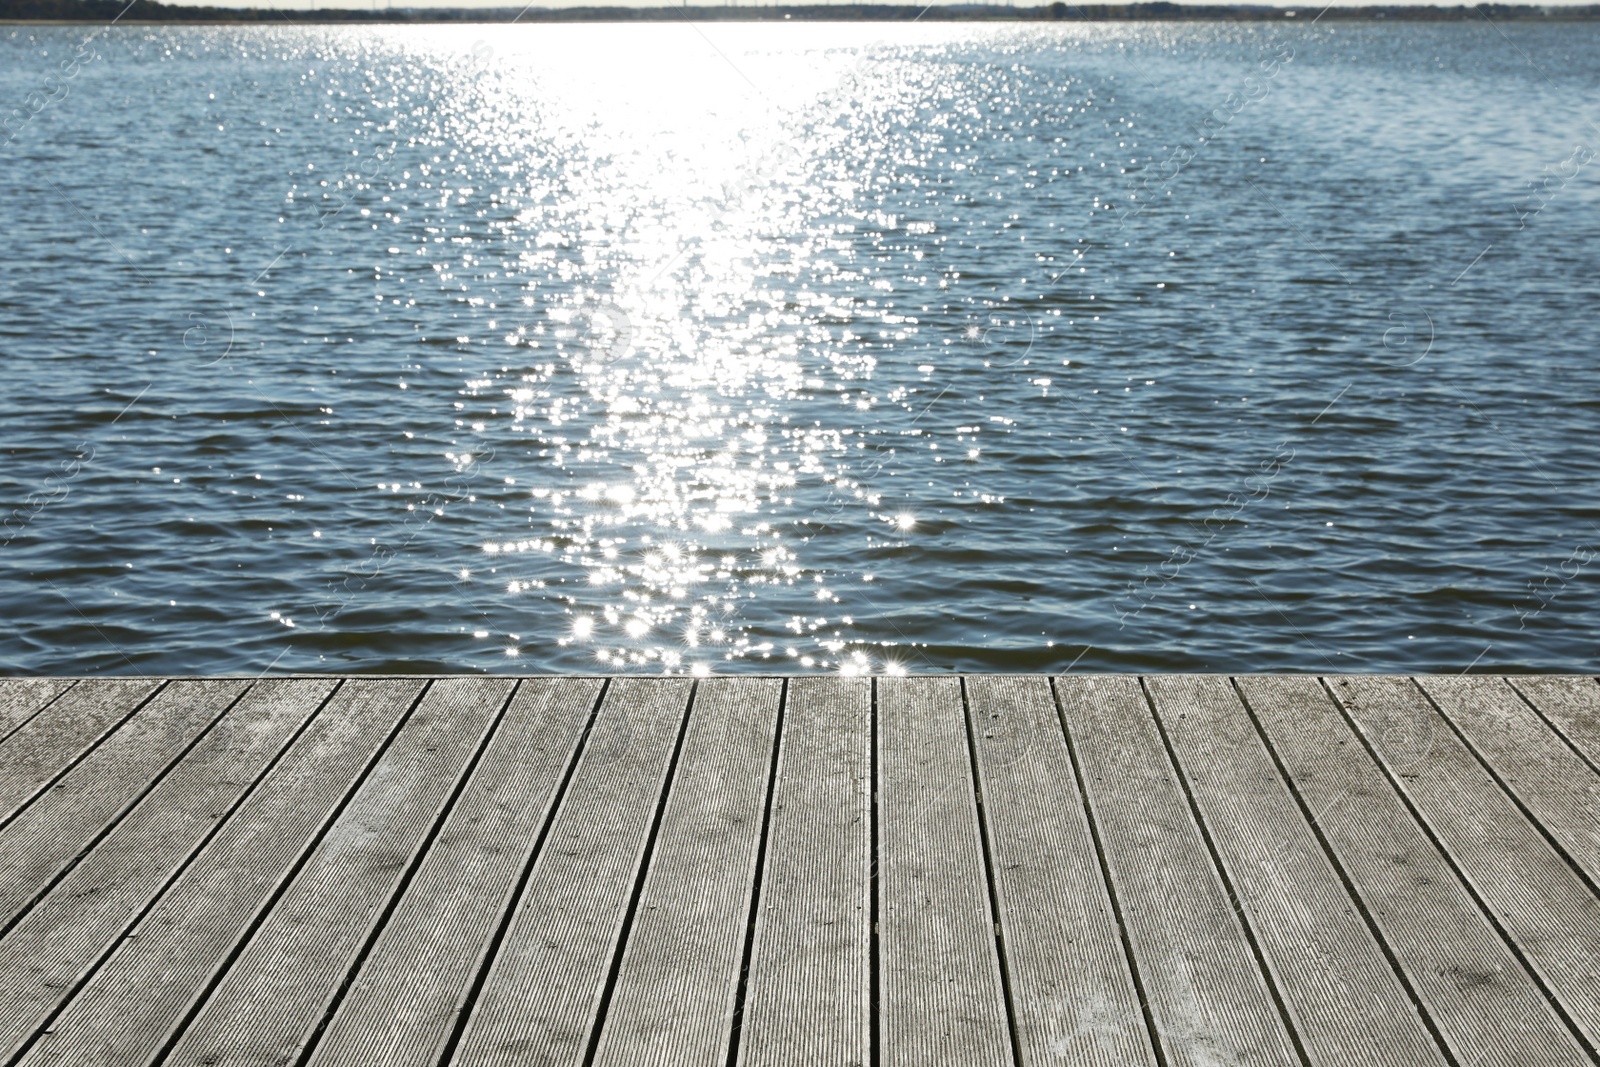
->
3 0 1597 21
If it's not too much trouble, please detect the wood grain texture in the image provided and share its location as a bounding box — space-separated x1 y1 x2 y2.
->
965 675 1155 1067
1240 675 1589 1067
0 678 247 931
1508 676 1600 767
0 679 336 1056
592 677 783 1067
6 673 1597 1067
736 676 871 1067
162 677 515 1067
877 675 1012 1067
0 679 74 744
307 678 603 1067
1345 675 1600 1051
1418 675 1600 886
1145 675 1446 1067
1057 675 1299 1067
453 677 695 1067
14 678 428 1067
0 678 161 826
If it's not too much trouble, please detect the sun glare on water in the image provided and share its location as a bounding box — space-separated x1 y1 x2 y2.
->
415 26 952 674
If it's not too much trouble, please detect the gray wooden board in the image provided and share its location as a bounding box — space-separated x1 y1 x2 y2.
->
13 678 428 1067
735 676 871 1067
8 673 1598 1067
304 678 603 1067
965 675 1156 1067
0 680 75 744
1508 676 1600 767
1144 676 1448 1067
1347 675 1600 1051
452 677 695 1067
0 678 161 826
1239 676 1589 1067
0 679 336 1055
1419 675 1600 887
1056 675 1299 1067
877 675 1012 1067
0 678 247 931
592 677 783 1067
161 677 516 1067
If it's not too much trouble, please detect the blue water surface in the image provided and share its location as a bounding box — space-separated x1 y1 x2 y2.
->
1 20 1596 674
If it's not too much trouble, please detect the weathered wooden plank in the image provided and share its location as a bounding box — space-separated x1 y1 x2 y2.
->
1508 676 1600 767
1419 676 1600 888
11 678 427 1067
0 679 75 744
878 675 1012 1067
453 677 694 1067
304 678 603 1067
736 676 870 1067
592 677 783 1067
3 671 1593 1067
0 678 162 826
160 677 515 1067
965 675 1156 1067
0 679 336 1056
1239 676 1589 1067
1344 675 1600 1050
1145 676 1447 1067
0 678 248 931
1057 675 1298 1067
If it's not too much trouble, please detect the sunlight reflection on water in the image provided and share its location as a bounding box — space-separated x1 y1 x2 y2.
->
425 26 959 673
1 22 1597 674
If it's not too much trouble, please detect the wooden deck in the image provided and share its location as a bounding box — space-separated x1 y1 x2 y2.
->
0 675 1597 1067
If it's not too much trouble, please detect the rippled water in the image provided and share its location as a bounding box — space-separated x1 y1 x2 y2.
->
2 21 1597 675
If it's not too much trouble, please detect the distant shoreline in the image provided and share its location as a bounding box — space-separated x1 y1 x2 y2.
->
5 1 1600 23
